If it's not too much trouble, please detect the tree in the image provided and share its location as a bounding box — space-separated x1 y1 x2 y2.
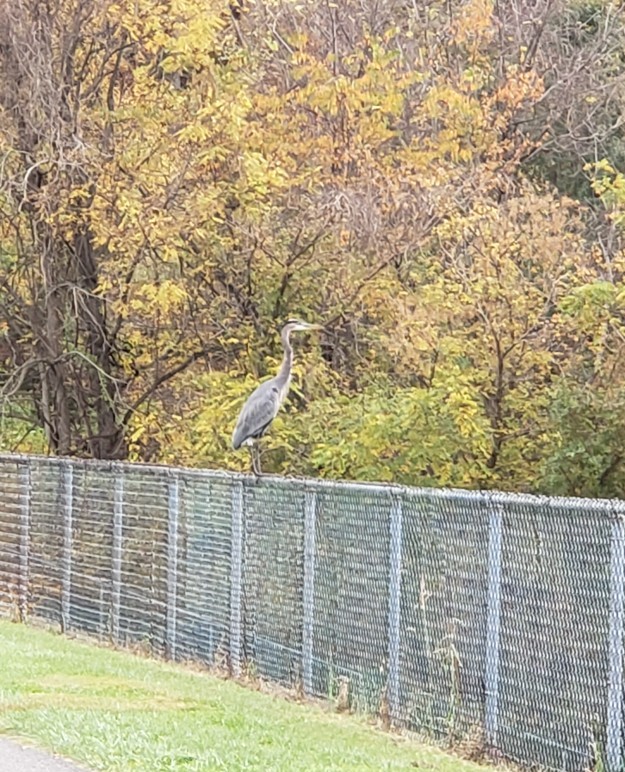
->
2 0 625 498
0 0 254 457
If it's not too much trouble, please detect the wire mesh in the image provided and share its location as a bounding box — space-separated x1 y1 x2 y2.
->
29 461 64 626
0 459 23 618
0 453 623 772
400 490 490 739
119 467 170 653
313 486 391 711
175 475 233 667
69 464 108 637
498 497 612 769
242 480 305 685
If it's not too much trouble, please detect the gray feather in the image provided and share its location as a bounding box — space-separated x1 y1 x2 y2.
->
231 378 285 449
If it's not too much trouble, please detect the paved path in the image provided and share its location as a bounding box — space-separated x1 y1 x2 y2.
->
0 738 88 771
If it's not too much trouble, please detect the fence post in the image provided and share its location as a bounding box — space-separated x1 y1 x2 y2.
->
607 513 625 772
18 463 31 622
166 473 180 660
111 470 123 643
230 480 244 677
302 489 317 696
388 494 403 719
61 461 73 633
485 502 503 746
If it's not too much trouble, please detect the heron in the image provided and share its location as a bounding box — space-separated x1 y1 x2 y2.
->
232 319 323 475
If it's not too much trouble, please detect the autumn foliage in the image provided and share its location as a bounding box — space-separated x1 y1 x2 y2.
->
1 0 625 496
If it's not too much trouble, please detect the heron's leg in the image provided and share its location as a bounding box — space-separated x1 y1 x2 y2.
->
252 443 263 476
254 443 263 477
247 445 257 475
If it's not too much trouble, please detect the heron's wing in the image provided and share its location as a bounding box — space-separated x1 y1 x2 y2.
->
232 380 281 449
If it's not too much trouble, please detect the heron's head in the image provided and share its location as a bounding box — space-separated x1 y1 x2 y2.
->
282 318 324 334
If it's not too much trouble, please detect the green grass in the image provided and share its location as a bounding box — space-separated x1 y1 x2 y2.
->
0 620 486 771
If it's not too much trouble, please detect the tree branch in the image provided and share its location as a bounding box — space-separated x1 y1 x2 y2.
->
121 348 208 428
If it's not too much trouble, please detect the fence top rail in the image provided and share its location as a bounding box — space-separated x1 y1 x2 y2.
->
1 451 624 517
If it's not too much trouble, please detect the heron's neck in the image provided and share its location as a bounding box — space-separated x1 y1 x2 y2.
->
278 328 293 383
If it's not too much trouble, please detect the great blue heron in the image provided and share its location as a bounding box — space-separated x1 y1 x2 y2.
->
232 319 323 474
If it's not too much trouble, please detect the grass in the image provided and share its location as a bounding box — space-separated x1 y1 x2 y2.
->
0 620 488 772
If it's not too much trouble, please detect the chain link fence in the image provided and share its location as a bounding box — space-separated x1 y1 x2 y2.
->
0 453 623 771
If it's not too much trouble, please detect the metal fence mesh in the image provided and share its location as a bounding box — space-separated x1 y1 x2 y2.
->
0 453 624 771
243 481 305 685
400 492 489 739
175 475 232 667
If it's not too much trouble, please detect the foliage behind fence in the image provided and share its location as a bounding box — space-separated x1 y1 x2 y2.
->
0 453 623 771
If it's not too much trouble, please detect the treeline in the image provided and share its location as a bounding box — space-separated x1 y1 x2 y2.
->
1 0 625 496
